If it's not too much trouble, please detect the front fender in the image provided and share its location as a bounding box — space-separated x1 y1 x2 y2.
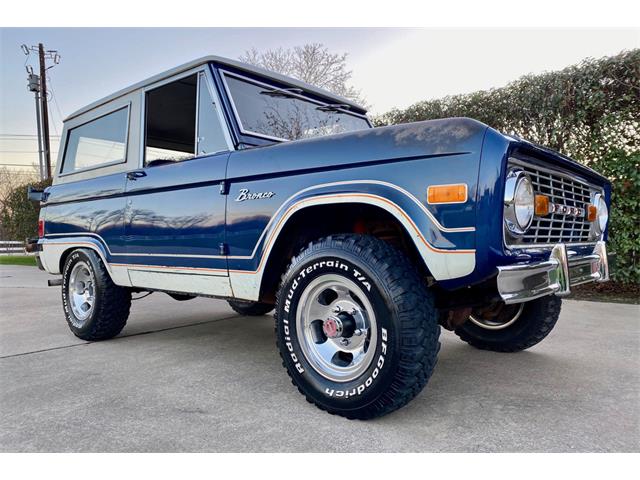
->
228 180 476 300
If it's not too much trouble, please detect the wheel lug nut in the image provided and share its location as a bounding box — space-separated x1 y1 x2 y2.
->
333 306 341 313
340 338 349 346
354 329 363 336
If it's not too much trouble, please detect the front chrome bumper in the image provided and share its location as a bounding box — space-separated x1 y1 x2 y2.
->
497 241 610 304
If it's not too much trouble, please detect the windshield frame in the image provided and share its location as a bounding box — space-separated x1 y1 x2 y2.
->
218 69 372 143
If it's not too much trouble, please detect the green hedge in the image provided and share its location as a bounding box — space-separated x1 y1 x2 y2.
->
0 178 51 243
376 50 640 284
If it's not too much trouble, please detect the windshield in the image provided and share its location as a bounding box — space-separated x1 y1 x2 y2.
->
222 72 371 141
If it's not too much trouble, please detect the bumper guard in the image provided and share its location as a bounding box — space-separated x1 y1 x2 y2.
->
497 241 609 304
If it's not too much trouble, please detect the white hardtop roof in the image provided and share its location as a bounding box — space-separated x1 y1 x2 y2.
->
65 55 367 121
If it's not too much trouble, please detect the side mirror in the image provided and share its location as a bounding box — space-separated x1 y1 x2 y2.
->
27 185 43 202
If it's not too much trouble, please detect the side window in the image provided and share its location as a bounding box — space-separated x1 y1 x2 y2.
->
62 107 128 174
144 72 229 165
196 73 228 156
145 74 197 164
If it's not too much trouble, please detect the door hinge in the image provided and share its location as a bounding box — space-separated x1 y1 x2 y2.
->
219 180 229 195
219 242 228 256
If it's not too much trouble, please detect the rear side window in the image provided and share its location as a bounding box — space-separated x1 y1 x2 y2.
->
62 107 129 174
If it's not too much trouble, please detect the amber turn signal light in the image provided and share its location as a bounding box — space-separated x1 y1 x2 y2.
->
534 195 549 216
587 204 598 222
427 184 467 204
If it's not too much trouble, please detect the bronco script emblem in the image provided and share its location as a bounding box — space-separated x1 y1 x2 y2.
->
235 188 276 202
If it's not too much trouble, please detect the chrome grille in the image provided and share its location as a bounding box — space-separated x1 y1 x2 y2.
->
506 159 600 246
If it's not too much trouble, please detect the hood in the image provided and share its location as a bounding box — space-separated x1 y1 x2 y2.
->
227 118 489 179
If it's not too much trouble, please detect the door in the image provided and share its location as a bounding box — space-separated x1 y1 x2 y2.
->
124 68 234 296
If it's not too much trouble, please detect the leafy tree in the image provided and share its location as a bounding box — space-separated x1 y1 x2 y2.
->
0 176 51 242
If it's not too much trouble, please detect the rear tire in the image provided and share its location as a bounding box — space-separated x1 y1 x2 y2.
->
275 234 440 420
228 299 274 316
455 295 562 352
62 249 131 341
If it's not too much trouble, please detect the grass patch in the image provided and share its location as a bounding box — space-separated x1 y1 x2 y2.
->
0 255 37 266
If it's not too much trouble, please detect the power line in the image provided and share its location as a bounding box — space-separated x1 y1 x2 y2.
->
0 133 61 136
0 150 60 154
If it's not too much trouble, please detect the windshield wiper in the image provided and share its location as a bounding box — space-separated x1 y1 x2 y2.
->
316 103 352 113
260 87 304 98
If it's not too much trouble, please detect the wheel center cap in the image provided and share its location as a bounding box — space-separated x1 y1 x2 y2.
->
322 316 343 339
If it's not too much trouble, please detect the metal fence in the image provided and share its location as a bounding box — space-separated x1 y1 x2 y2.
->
0 240 24 255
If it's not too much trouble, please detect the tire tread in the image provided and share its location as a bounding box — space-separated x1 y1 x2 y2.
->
274 234 440 419
63 249 131 341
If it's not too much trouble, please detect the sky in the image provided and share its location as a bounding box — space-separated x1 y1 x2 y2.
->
1 27 638 172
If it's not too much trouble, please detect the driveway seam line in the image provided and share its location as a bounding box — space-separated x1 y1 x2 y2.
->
0 313 244 360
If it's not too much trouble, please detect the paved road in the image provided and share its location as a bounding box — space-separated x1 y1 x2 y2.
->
1 265 638 452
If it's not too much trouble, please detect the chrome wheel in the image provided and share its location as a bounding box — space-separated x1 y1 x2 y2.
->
68 261 96 326
296 274 377 382
469 303 524 330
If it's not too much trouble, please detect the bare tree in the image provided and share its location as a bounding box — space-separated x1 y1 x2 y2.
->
240 43 367 107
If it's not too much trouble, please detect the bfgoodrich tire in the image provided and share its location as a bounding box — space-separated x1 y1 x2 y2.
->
275 234 440 420
62 248 131 341
228 299 274 316
455 295 562 352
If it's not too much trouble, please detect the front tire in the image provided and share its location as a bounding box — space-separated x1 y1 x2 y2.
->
455 295 562 352
275 235 440 420
62 249 131 340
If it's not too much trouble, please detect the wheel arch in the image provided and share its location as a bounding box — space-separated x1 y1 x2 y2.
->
57 242 109 274
257 200 430 303
39 236 130 286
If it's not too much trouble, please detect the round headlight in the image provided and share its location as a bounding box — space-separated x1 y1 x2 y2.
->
595 193 608 234
504 170 535 235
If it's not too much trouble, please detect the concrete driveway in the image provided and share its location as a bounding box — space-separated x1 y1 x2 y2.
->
1 265 638 452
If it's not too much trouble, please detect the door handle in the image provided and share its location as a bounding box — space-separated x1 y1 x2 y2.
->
126 170 147 181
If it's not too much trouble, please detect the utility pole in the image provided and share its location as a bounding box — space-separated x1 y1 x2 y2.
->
26 70 44 179
21 44 60 180
38 44 52 179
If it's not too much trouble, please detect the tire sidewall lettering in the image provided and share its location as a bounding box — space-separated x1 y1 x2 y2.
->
62 250 97 333
278 254 397 407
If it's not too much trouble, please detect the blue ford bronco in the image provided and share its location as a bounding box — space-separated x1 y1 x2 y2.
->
31 56 611 419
